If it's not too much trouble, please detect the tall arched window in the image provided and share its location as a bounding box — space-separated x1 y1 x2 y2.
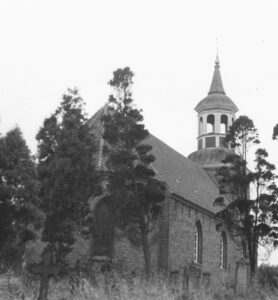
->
199 117 203 135
92 199 113 257
220 114 228 134
220 232 227 269
207 114 215 133
194 221 202 264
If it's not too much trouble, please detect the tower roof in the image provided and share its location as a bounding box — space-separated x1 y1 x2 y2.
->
195 56 238 114
208 55 225 95
188 148 234 169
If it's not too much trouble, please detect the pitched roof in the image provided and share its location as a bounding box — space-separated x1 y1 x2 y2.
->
89 106 224 214
146 135 223 214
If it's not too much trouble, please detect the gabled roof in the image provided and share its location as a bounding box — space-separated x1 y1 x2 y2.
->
89 106 223 214
146 135 223 214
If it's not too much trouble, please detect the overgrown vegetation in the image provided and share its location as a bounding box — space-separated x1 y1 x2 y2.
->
36 88 98 263
214 116 278 277
1 267 278 300
0 127 41 270
102 67 166 277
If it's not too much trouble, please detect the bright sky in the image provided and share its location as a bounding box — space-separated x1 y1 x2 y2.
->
1 0 278 261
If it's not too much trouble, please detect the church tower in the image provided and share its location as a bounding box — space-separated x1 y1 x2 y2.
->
188 56 238 169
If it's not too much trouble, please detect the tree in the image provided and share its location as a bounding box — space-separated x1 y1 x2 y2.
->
102 67 166 277
36 88 98 263
215 116 278 277
0 127 40 268
272 124 278 140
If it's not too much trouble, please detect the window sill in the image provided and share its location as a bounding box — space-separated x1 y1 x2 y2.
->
192 262 202 268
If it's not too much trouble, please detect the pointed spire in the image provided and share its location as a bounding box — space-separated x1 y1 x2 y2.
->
208 55 225 95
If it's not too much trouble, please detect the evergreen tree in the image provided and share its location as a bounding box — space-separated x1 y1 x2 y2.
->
36 88 97 262
0 127 39 268
272 123 278 140
215 116 278 276
102 67 166 277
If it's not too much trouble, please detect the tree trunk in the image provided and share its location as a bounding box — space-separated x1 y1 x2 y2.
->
250 237 258 277
246 230 256 278
140 225 151 279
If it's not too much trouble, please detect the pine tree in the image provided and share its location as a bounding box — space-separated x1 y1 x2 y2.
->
36 88 97 262
272 124 278 140
0 127 39 268
215 116 278 276
102 67 166 277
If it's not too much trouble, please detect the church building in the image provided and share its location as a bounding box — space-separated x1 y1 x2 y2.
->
88 56 243 289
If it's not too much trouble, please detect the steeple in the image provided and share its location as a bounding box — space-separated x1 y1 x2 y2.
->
189 55 239 169
208 55 225 95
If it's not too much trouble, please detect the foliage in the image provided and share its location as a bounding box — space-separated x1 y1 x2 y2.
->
257 264 278 291
65 233 90 268
1 271 278 300
36 88 98 262
0 127 40 269
224 115 260 160
23 238 47 265
272 124 278 140
215 115 278 276
102 67 166 276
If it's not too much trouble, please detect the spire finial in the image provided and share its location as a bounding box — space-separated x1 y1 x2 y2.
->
215 38 220 67
208 47 225 95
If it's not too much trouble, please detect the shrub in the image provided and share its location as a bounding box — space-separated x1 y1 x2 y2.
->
256 264 278 291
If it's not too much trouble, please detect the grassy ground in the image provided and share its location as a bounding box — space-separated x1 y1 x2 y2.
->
0 271 277 300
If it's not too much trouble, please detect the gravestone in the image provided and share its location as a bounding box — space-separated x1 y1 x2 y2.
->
170 271 180 293
202 272 211 288
90 255 111 293
184 264 201 291
234 258 249 297
0 271 13 299
183 268 189 292
29 245 62 300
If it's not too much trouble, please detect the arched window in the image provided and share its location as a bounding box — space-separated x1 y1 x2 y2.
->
92 199 113 257
220 232 227 269
194 221 202 264
220 115 228 134
207 114 215 133
199 117 203 135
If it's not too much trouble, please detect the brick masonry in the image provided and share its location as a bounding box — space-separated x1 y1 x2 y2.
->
109 191 242 289
167 195 242 289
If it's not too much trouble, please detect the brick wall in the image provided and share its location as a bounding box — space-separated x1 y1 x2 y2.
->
94 190 242 290
168 195 242 289
112 224 160 275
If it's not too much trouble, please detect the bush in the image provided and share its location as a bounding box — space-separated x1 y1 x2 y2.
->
256 264 278 291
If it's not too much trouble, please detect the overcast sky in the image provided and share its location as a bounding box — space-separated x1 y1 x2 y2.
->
1 0 278 262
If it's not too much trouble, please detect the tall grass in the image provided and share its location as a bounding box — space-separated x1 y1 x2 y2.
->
1 268 278 300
